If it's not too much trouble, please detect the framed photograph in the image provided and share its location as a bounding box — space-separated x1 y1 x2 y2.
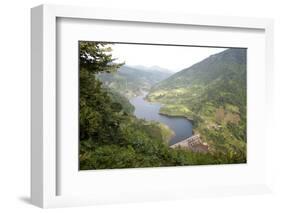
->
31 4 274 208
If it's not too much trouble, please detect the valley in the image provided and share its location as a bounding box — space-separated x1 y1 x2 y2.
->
79 41 247 170
97 65 172 98
99 48 247 160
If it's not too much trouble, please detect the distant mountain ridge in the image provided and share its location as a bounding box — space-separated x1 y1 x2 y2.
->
151 48 246 90
131 65 174 74
97 65 172 98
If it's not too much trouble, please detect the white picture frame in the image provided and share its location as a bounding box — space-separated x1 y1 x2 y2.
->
31 4 274 208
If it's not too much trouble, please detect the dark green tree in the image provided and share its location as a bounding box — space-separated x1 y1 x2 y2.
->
79 41 122 73
79 41 124 144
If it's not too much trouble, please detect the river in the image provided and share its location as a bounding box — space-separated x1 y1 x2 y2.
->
129 94 193 145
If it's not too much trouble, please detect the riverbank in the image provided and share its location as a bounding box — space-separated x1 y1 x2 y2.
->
130 94 193 145
144 94 194 120
158 110 194 122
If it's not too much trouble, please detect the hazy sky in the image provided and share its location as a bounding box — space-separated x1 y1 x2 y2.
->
111 43 227 72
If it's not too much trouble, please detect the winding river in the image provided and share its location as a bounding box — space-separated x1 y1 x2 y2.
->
129 94 193 145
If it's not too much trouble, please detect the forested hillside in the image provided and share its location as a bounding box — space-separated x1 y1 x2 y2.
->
147 48 247 162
